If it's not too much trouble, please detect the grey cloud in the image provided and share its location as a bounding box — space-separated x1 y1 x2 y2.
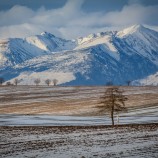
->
0 0 157 40
101 3 158 26
0 5 35 26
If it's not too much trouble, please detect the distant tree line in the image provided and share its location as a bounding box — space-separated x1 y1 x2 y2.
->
0 77 58 86
1 77 157 87
105 80 132 86
34 78 58 86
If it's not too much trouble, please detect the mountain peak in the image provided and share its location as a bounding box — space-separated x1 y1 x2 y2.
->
130 24 144 29
126 24 146 32
41 31 55 38
116 24 146 38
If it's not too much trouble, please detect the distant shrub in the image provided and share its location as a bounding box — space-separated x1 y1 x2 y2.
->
34 78 41 86
45 79 51 86
0 77 5 85
53 79 58 86
6 82 13 86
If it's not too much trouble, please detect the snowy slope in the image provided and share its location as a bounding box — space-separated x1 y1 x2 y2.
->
75 31 120 61
133 72 158 86
26 32 76 52
0 33 76 68
0 24 158 85
0 38 48 67
5 44 158 85
116 25 158 65
5 49 91 85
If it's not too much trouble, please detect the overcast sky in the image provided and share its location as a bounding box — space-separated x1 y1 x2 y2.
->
0 0 158 39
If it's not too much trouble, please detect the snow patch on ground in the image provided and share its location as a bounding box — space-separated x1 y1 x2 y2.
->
133 72 158 86
7 71 76 85
1 124 158 158
0 114 158 126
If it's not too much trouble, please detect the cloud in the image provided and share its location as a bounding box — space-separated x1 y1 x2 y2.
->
0 0 157 39
128 0 142 5
101 3 158 26
0 5 35 26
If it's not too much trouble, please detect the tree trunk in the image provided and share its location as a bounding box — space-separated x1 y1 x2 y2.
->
111 91 114 126
111 105 114 126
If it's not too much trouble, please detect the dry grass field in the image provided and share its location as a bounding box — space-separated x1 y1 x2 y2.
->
0 86 158 115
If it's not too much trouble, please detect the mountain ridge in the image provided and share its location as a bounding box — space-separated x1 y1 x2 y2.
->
0 24 158 85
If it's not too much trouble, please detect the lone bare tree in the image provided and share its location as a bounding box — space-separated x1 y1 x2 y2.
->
45 79 51 86
53 79 58 86
34 78 41 86
0 77 5 85
126 80 131 86
98 87 128 126
106 81 113 86
14 78 20 86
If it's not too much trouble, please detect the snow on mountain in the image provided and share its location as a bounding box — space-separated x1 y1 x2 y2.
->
75 31 120 61
26 32 76 52
6 49 90 85
115 25 158 65
117 25 143 37
132 72 158 86
76 32 116 53
77 31 115 45
0 32 76 68
8 71 76 85
0 38 48 68
0 24 158 85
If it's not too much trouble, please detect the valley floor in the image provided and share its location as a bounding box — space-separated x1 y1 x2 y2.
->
0 124 158 158
0 86 158 116
0 86 158 157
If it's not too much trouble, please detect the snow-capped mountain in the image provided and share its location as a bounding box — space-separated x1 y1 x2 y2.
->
0 38 47 67
115 25 158 65
0 25 158 85
26 32 76 52
0 32 76 68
